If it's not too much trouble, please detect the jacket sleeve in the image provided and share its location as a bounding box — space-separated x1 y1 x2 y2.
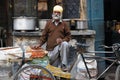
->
39 21 50 46
62 22 71 42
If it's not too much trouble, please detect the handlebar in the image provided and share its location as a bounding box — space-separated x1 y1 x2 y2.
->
75 42 120 52
75 42 89 47
98 45 112 48
97 43 120 50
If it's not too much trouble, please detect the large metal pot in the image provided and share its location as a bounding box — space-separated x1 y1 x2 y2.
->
13 17 36 30
38 19 48 30
76 20 88 30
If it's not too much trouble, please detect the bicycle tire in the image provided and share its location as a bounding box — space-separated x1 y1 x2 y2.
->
115 65 120 80
13 64 55 80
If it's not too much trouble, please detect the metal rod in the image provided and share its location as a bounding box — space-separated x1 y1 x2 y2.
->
22 51 25 65
84 54 116 62
97 59 117 79
81 53 92 79
87 51 113 53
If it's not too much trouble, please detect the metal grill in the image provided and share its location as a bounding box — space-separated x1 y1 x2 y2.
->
39 0 80 19
13 0 37 17
63 0 80 19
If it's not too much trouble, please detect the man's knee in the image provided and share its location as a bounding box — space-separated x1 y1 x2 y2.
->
61 41 69 47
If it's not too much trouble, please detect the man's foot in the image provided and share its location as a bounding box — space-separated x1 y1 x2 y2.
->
61 64 68 72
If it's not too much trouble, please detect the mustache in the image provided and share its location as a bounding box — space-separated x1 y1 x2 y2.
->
53 14 60 17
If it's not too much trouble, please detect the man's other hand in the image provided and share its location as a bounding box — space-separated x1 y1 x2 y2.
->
56 38 63 44
30 44 41 49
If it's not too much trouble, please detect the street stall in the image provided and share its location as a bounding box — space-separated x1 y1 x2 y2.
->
0 46 48 78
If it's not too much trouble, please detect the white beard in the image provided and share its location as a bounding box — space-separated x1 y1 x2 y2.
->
52 14 62 20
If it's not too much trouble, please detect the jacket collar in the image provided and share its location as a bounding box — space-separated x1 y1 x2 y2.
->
52 19 63 26
52 19 62 23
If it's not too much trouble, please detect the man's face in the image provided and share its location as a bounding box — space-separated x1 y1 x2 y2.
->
52 11 62 20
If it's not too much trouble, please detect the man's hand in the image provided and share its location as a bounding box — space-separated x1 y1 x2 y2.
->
56 38 63 44
30 44 41 49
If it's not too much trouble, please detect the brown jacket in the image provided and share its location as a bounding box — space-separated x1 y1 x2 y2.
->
39 20 71 51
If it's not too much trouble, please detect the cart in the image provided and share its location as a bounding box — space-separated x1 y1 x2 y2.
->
0 46 71 80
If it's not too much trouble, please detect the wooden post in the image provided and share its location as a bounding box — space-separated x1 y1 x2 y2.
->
80 0 87 19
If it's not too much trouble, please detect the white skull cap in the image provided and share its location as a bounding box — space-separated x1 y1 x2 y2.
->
53 5 63 13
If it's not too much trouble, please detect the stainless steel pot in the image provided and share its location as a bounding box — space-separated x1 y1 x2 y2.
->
76 20 88 30
38 19 48 30
13 17 36 30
